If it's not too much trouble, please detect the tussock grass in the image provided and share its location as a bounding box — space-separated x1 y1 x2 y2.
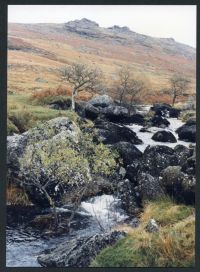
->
7 184 31 206
90 197 195 267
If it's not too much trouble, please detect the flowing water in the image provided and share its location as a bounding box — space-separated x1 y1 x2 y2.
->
127 118 193 152
6 195 128 267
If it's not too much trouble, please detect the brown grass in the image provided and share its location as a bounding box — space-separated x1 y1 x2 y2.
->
7 184 31 206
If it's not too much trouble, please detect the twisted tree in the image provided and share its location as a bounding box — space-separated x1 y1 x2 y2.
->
62 63 102 110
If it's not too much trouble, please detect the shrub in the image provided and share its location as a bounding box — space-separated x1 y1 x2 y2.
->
8 110 36 133
7 118 19 135
7 184 31 206
181 111 196 123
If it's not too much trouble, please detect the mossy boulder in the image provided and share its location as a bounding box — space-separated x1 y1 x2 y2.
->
7 117 119 208
161 166 195 205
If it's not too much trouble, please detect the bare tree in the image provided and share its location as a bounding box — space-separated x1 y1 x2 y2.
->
164 73 191 106
115 66 132 105
114 66 147 111
62 63 102 110
126 78 147 115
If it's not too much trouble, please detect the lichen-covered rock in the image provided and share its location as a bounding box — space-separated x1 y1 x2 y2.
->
145 219 159 233
117 179 139 215
141 145 179 177
161 166 183 186
174 145 193 166
112 141 142 166
161 165 195 204
37 231 126 267
7 117 80 172
7 117 119 208
89 94 113 108
136 172 164 202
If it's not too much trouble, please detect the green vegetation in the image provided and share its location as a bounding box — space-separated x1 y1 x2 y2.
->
181 110 196 123
90 197 195 267
7 118 19 135
32 94 71 106
7 93 77 134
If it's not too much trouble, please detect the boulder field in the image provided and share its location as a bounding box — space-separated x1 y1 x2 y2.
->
7 97 196 267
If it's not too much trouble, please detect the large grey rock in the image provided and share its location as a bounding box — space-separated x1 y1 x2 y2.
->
89 94 113 108
112 141 142 166
7 117 83 207
37 231 126 267
161 165 195 205
141 145 179 177
174 145 193 166
94 120 143 145
152 130 177 143
176 118 196 142
136 172 164 202
149 115 170 128
117 179 139 215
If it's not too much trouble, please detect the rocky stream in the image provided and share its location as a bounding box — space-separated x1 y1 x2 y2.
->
6 98 196 267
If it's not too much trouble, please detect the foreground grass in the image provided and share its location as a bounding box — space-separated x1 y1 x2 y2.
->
7 93 78 134
90 197 195 267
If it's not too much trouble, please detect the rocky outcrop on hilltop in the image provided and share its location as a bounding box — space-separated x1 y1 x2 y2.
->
63 18 195 60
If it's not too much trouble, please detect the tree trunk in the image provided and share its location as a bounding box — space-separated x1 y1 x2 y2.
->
172 94 176 107
42 187 59 229
71 90 75 111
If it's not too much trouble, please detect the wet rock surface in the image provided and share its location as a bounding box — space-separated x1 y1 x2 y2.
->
94 119 143 145
112 141 142 166
152 130 177 143
176 118 196 142
149 115 170 128
150 103 181 118
37 231 127 267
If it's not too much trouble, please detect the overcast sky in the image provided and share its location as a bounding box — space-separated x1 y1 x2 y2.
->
8 5 196 48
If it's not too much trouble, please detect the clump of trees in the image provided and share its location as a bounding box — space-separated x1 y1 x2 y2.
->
113 65 147 113
62 63 103 110
164 73 191 106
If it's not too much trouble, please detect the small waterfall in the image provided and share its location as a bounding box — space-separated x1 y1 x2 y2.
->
80 195 128 231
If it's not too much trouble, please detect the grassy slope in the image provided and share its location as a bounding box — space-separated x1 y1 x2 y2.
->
91 197 195 267
7 93 78 134
8 23 196 103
